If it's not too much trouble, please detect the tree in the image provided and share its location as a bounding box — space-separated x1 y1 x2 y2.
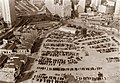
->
71 0 79 5
64 74 77 83
81 28 87 37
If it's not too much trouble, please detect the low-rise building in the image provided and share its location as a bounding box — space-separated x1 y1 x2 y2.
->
15 47 31 55
0 38 32 55
0 54 28 83
0 39 16 55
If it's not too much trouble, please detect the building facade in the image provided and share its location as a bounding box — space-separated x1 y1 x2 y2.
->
45 0 72 17
114 0 120 17
77 0 86 13
91 0 101 7
0 0 16 27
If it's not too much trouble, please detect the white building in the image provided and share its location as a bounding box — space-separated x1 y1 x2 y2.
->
0 1 2 17
114 0 120 18
0 0 16 27
91 0 101 7
77 0 86 13
98 5 107 13
16 49 31 55
45 0 72 17
0 68 15 83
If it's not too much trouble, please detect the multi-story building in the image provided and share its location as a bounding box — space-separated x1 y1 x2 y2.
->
114 0 120 18
45 0 72 17
0 0 16 27
77 0 86 13
0 2 2 17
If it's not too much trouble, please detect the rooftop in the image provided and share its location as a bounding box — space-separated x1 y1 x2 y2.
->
4 54 28 69
3 43 17 50
4 57 22 69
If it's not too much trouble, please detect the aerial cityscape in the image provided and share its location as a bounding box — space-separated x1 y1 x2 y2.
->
0 0 120 83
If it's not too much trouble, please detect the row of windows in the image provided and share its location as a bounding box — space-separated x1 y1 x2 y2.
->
0 49 31 55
